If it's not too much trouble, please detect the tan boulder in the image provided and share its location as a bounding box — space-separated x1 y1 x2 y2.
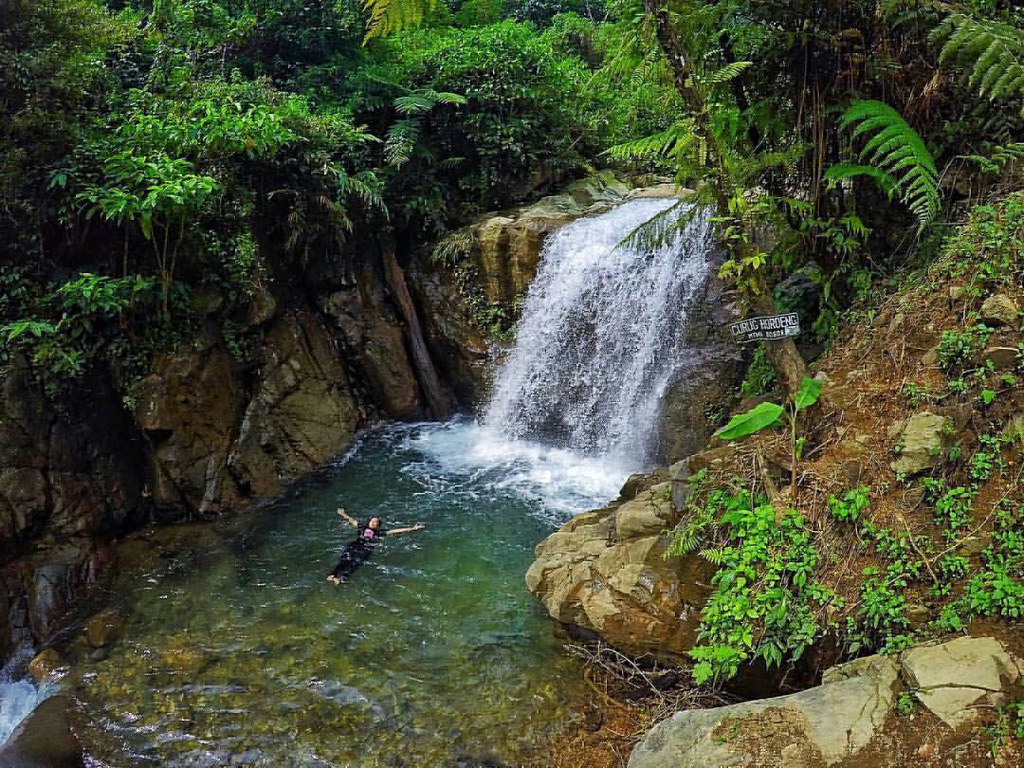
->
526 483 713 659
83 607 125 649
980 294 1019 327
890 412 952 476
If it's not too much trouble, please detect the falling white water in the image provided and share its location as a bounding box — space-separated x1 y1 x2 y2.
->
0 645 54 745
483 198 712 466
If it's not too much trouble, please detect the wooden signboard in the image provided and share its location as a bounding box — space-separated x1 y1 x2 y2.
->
730 313 800 344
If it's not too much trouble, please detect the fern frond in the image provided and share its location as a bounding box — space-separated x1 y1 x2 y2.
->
699 548 725 566
835 100 939 231
603 120 699 167
823 163 899 197
615 199 698 254
960 142 1024 175
384 119 420 167
394 88 467 115
431 229 474 265
336 170 385 212
697 60 752 86
363 0 436 41
932 12 1024 108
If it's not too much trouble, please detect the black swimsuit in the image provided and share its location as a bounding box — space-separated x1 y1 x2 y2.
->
329 521 385 581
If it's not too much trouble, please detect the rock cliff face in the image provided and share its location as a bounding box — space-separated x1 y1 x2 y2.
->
0 247 435 651
465 172 634 307
133 311 361 515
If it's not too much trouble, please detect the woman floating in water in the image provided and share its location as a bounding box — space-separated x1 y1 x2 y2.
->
326 508 425 585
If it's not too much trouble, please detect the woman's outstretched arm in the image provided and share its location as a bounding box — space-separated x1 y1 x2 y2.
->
336 507 358 527
385 523 426 536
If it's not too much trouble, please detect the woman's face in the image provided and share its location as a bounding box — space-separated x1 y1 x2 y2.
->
368 517 380 529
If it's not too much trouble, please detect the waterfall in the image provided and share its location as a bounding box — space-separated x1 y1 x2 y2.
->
483 198 712 465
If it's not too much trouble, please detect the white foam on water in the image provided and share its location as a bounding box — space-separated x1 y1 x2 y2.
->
405 421 629 519
0 646 54 745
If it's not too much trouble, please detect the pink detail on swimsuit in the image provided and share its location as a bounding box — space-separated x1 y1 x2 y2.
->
362 529 375 539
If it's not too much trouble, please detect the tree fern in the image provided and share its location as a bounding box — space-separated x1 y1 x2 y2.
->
615 199 700 254
604 119 704 171
699 547 725 566
931 12 1024 109
385 90 465 168
826 100 939 231
960 142 1024 175
362 0 436 41
691 60 752 89
384 119 420 167
394 89 467 115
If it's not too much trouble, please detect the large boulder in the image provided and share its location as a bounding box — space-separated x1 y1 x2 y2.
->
629 654 898 768
526 481 714 659
0 694 84 768
900 636 1021 728
628 636 1024 768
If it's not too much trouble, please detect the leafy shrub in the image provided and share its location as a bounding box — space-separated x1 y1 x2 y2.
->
688 489 827 684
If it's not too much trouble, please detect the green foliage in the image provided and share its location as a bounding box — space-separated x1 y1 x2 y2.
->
943 192 1024 290
896 691 915 716
363 0 438 41
847 569 910 655
937 324 993 374
0 273 176 394
828 100 940 232
932 484 975 540
716 377 821 442
739 347 776 398
792 377 822 412
932 12 1024 110
827 486 870 523
688 489 827 685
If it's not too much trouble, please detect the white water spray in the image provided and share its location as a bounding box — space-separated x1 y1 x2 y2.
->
483 198 712 465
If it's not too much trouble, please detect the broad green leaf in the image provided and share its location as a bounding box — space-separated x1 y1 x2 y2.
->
716 401 784 441
793 377 823 412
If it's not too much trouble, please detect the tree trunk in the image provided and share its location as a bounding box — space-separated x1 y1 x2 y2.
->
380 243 453 419
644 0 808 399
